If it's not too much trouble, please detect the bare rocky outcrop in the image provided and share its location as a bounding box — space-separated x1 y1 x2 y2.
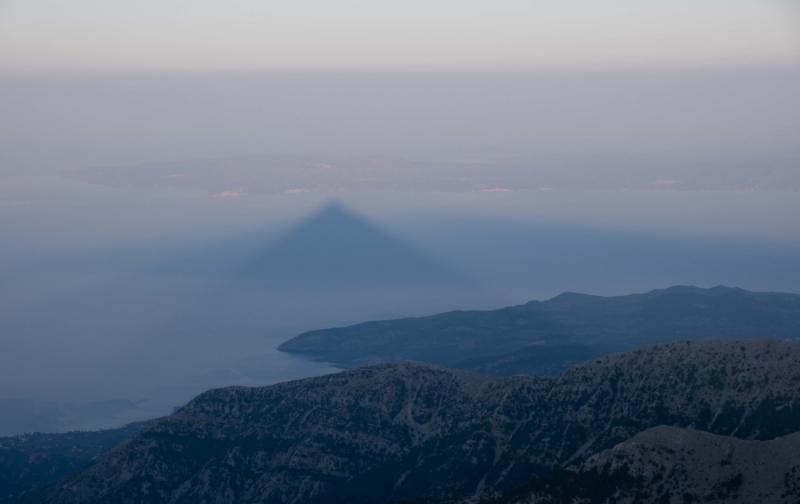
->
482 427 800 504
579 426 800 503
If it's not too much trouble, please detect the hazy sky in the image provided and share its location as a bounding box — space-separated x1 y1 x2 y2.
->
0 2 798 172
1 0 798 71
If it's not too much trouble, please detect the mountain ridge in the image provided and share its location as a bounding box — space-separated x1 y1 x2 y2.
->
280 285 800 375
37 339 800 504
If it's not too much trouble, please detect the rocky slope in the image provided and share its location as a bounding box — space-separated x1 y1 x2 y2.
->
280 286 800 375
476 426 800 504
39 340 800 504
0 422 149 503
580 426 800 503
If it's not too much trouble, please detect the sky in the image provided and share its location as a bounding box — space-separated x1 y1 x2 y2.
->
1 0 798 72
1 1 798 172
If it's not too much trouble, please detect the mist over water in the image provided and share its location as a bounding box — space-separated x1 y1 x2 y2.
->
2 170 799 427
1 63 799 432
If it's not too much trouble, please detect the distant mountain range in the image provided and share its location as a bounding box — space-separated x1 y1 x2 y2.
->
280 285 800 375
23 340 800 503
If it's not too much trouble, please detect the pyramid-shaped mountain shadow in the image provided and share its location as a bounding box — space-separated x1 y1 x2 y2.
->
236 202 478 292
150 203 499 354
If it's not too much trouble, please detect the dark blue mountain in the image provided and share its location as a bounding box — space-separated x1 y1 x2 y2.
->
280 285 800 372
